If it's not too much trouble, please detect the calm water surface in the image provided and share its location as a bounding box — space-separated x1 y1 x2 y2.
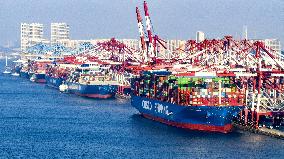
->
0 60 283 159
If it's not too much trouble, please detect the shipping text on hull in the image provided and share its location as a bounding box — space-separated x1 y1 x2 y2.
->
131 70 246 133
66 82 118 99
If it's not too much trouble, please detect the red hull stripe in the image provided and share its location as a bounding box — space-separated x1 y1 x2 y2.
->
142 113 232 133
75 93 113 99
36 79 46 83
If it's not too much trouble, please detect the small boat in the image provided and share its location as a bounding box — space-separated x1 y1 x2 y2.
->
11 72 20 76
59 83 68 92
3 56 11 74
11 59 24 76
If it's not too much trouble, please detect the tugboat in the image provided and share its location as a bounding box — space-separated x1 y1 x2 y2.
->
59 81 68 93
11 72 20 76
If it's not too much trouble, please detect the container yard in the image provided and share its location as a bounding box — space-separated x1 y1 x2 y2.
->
2 1 283 136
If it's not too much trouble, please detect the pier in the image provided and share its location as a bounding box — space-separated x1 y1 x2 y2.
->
234 123 284 139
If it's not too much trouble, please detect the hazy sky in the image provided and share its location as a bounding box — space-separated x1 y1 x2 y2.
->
0 0 283 49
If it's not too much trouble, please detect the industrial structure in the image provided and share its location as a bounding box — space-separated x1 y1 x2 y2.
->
18 1 283 130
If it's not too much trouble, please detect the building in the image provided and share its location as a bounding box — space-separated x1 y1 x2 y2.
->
157 39 186 59
51 23 70 45
117 39 139 50
251 39 282 60
21 23 44 52
196 31 205 43
254 39 282 60
263 39 281 55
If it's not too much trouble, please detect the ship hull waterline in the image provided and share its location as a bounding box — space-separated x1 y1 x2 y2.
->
66 82 118 99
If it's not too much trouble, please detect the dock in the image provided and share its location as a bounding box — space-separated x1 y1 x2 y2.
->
233 123 284 139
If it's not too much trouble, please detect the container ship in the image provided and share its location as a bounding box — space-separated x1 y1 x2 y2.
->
45 56 80 88
20 63 31 79
63 62 119 99
29 60 52 83
131 70 245 133
45 64 71 88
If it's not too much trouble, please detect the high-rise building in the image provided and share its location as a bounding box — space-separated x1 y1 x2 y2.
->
243 25 248 40
196 31 205 43
51 23 70 45
21 23 44 52
118 39 139 50
158 39 186 59
252 39 282 60
263 39 282 60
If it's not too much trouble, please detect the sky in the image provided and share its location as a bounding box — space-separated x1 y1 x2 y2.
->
0 0 283 49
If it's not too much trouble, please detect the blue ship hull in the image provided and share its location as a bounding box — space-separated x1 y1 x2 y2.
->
20 71 29 79
45 75 64 88
15 66 21 73
66 82 118 99
131 96 244 133
31 73 46 83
